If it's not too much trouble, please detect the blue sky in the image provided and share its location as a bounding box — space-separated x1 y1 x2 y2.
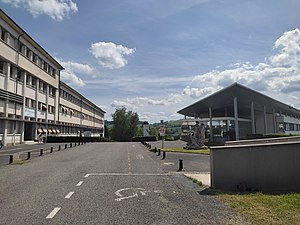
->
1 0 300 122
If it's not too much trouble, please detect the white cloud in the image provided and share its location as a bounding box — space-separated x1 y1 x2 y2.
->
111 94 183 109
60 70 85 87
57 60 96 87
61 61 94 75
139 112 167 122
90 42 135 69
1 0 78 21
183 29 300 99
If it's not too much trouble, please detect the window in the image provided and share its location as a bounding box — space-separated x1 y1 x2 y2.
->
31 100 36 108
32 77 37 88
9 35 18 49
19 42 26 54
26 74 31 85
1 28 6 41
17 70 23 82
0 61 5 75
48 105 55 114
26 48 32 59
25 98 30 107
10 66 16 79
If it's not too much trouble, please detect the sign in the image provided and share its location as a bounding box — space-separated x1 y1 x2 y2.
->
159 126 166 136
24 108 35 117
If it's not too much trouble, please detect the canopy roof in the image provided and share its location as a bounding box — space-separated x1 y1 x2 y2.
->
177 83 300 118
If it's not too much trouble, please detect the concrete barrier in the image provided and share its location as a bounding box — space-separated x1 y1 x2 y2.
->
210 141 300 192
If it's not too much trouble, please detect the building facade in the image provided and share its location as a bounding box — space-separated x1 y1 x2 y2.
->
178 83 300 141
0 10 104 146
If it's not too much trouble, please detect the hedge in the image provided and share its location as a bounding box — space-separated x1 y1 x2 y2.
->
131 136 157 142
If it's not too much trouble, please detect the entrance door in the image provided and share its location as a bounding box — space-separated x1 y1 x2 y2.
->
24 122 35 141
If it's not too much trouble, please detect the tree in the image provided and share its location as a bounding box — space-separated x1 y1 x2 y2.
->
111 107 139 141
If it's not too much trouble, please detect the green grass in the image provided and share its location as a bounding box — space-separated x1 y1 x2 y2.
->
161 147 210 155
220 192 300 225
187 177 203 186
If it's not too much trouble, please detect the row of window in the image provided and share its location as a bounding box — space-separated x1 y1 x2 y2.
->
0 60 57 97
279 122 300 131
25 97 55 114
284 123 300 131
59 104 103 123
60 89 103 117
0 25 57 77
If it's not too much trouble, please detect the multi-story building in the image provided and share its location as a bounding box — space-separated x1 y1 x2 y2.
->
0 9 104 146
58 82 105 138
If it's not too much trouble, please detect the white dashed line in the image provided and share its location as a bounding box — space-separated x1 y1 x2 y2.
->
84 174 90 178
76 181 84 186
65 192 75 199
46 207 61 219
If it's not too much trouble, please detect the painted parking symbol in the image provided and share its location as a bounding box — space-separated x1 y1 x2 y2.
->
115 188 163 202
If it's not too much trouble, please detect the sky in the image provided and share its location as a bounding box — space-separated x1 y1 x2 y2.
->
1 0 300 123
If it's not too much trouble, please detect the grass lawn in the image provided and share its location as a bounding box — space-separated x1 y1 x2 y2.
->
220 192 300 225
161 147 210 155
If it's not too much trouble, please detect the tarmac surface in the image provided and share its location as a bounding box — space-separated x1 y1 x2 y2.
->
0 141 246 225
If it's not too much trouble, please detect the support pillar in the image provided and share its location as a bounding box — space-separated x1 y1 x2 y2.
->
209 107 213 142
251 101 255 134
263 106 267 134
273 108 277 133
234 97 239 141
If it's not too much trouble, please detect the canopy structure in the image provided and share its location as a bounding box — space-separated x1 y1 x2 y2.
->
178 83 300 140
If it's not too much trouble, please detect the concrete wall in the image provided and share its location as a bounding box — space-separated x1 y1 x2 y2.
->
210 141 300 192
226 136 300 146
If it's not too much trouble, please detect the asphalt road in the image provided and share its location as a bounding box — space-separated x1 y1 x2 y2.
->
0 142 245 225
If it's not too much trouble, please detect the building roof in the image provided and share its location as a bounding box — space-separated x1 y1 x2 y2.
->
177 83 300 117
0 9 64 70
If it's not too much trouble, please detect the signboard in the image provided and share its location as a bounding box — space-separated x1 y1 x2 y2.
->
24 108 35 117
159 127 166 136
143 124 149 137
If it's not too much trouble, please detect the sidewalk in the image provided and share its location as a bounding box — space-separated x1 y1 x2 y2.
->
184 172 211 186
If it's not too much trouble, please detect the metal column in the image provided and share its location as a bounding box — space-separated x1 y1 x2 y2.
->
251 101 255 134
209 107 213 142
234 97 239 141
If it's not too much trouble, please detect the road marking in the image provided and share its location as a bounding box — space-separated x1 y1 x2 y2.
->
84 174 90 178
136 154 144 160
87 173 170 176
115 188 163 202
65 192 75 199
46 207 61 219
76 181 84 186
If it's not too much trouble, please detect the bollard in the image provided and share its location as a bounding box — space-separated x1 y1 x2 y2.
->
50 147 53 153
157 148 161 156
58 145 61 151
78 142 80 146
162 151 166 160
70 143 72 148
40 149 43 156
154 147 157 153
75 142 77 147
27 152 31 160
178 159 183 171
149 144 152 149
65 144 67 149
9 155 13 164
